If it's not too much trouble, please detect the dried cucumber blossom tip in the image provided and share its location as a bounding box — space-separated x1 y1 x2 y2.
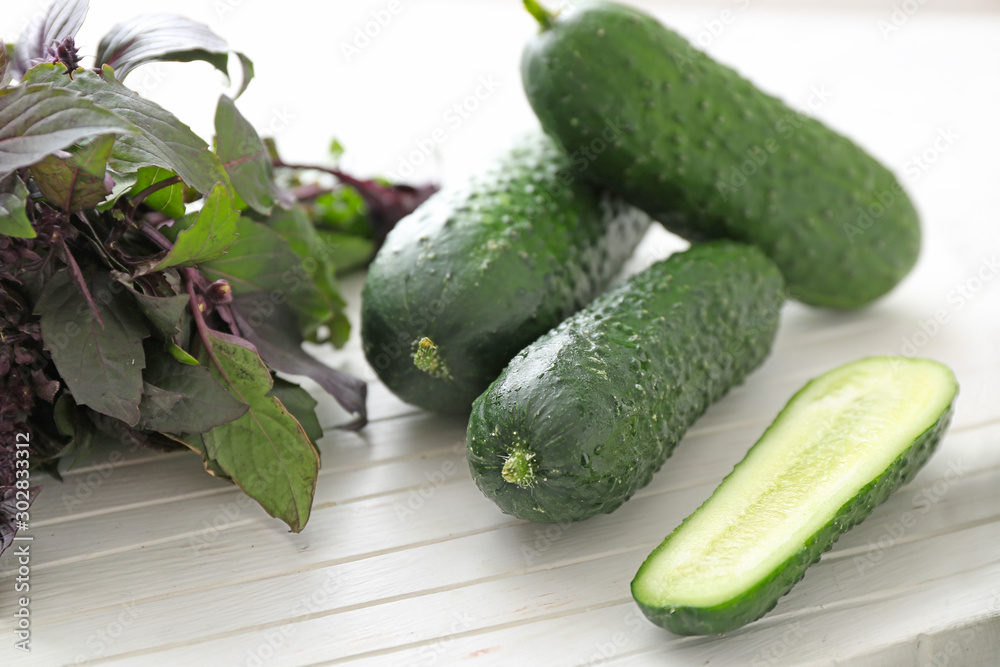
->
502 447 538 488
412 336 452 380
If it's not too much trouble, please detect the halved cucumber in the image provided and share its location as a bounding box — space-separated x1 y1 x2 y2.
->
631 356 958 635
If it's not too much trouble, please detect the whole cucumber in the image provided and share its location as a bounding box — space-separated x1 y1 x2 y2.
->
521 0 920 309
361 131 651 414
467 241 785 523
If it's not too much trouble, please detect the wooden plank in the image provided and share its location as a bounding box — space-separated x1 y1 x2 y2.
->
75 520 1000 666
15 423 999 664
6 379 996 615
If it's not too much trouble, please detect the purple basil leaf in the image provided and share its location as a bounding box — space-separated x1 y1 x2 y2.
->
230 293 367 429
96 13 253 96
88 410 185 453
138 347 248 434
34 268 150 426
29 133 115 212
198 216 334 343
57 237 104 327
0 83 135 175
252 203 349 346
24 64 229 196
203 326 259 353
215 95 281 215
137 380 184 418
333 173 438 250
12 0 88 78
233 52 254 100
0 40 11 88
121 282 190 340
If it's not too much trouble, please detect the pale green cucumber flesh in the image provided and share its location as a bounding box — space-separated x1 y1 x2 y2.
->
632 356 958 635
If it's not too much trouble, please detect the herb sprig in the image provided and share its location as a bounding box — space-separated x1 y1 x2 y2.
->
0 0 435 552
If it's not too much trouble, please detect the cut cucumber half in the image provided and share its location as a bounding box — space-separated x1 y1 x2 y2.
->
631 356 959 635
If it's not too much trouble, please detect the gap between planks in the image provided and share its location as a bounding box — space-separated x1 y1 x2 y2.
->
85 532 1000 667
27 402 1000 535
23 446 1000 633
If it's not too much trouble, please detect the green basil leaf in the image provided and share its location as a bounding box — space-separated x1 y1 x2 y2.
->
0 174 34 238
130 166 185 219
268 378 323 449
29 133 115 212
200 330 319 532
149 182 238 271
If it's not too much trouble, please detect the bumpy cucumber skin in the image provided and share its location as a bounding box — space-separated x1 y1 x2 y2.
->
361 132 651 414
631 364 957 636
521 1 920 309
466 242 785 523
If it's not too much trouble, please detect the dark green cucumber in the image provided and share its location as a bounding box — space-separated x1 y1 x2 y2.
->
361 131 650 414
521 0 920 309
466 241 785 523
632 357 958 635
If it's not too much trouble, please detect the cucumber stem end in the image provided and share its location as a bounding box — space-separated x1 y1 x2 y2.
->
523 0 557 30
412 337 452 380
502 449 537 488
